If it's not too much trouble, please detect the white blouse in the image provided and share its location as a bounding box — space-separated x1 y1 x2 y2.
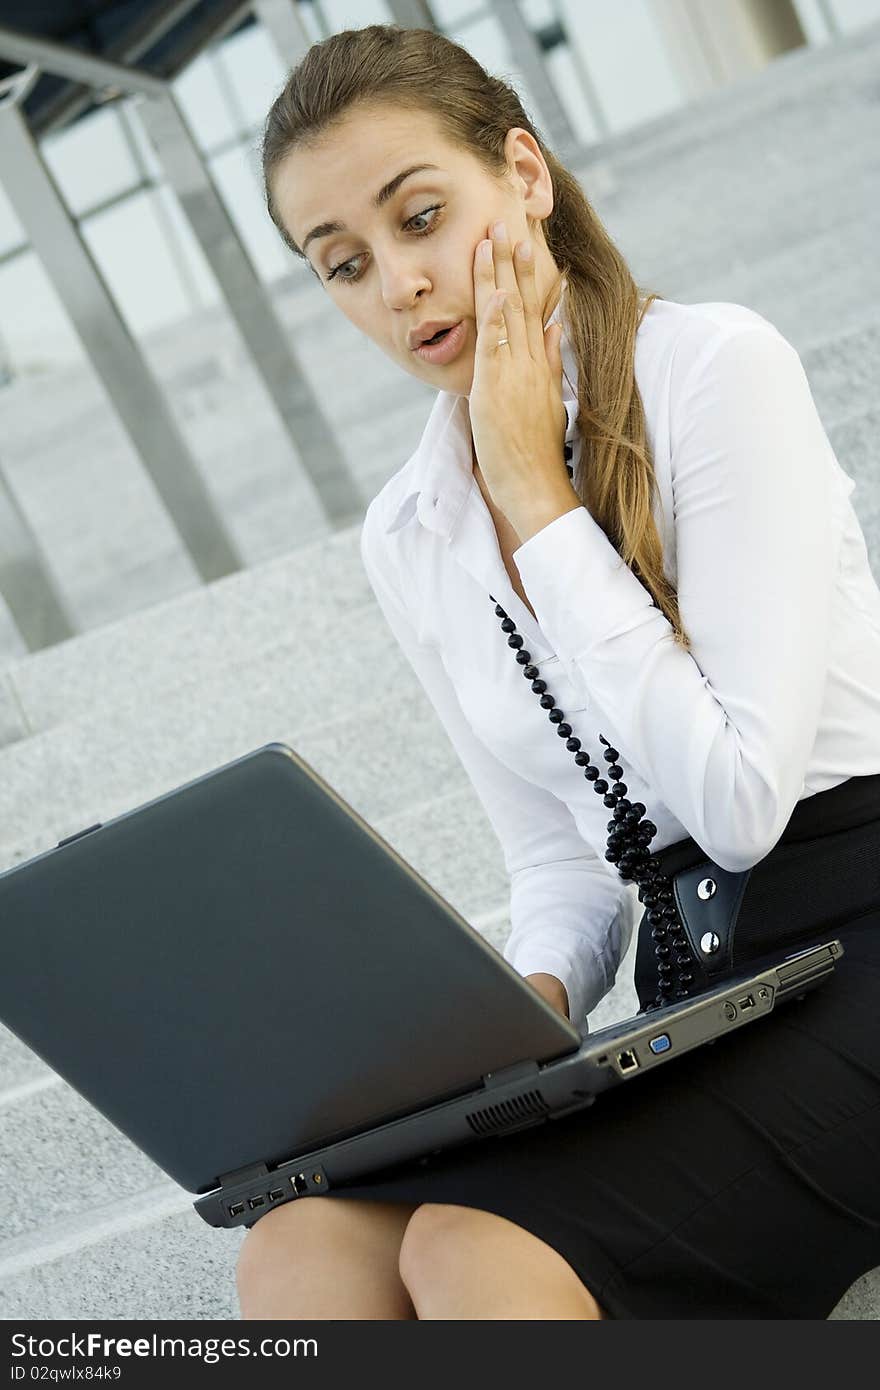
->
359 291 880 1028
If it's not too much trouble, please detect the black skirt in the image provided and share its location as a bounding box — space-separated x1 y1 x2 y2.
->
326 778 880 1319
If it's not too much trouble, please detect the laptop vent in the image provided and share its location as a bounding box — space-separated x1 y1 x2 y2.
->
465 1089 549 1136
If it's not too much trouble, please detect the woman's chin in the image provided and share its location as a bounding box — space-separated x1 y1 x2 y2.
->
404 353 473 395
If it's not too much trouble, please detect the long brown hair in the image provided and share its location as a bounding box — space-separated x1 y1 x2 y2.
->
261 24 691 651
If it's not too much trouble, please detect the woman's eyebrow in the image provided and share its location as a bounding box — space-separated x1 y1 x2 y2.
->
301 163 442 255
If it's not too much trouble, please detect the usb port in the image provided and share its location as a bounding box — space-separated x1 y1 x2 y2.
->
248 1195 265 1209
268 1188 285 1201
617 1048 639 1073
229 1202 245 1217
738 994 755 1011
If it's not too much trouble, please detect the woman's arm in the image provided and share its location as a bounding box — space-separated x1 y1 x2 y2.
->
360 502 632 1029
511 323 837 873
525 972 570 1019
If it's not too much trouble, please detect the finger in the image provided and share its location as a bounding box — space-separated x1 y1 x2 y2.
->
475 287 509 364
514 238 545 361
473 237 497 347
489 222 527 356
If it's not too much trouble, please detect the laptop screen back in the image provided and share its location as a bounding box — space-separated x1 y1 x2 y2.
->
0 744 579 1193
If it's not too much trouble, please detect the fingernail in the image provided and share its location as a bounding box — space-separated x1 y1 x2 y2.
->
492 220 507 239
479 239 493 261
519 240 532 260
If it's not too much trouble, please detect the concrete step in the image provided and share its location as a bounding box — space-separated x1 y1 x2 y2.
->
0 1188 241 1321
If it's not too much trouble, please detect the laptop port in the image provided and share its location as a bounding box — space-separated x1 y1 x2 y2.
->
268 1188 285 1201
648 1033 671 1055
229 1202 245 1217
292 1173 309 1195
618 1048 639 1073
738 994 755 1010
248 1195 265 1209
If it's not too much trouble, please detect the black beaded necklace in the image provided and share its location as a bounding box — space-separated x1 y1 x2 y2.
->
488 442 702 1013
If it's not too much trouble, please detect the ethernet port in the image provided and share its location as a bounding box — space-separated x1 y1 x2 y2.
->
618 1048 640 1073
292 1173 309 1195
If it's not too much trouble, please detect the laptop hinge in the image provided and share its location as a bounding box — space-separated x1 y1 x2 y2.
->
481 1059 540 1090
218 1161 269 1189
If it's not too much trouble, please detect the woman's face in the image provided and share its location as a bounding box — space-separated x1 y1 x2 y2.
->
271 103 564 398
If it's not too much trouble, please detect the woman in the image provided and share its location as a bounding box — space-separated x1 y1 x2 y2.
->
236 24 880 1319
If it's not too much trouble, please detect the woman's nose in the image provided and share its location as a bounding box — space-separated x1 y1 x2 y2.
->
380 266 431 311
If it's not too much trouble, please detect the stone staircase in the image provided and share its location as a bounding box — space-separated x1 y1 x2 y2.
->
0 20 878 1319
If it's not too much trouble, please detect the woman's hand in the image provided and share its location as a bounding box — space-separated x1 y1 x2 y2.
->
525 972 570 1020
468 221 578 541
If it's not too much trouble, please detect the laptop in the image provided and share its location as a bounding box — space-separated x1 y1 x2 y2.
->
0 742 843 1231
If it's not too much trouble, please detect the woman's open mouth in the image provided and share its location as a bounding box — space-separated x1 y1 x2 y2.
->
414 320 466 365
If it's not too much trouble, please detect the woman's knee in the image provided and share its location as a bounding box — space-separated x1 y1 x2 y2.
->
236 1195 416 1299
397 1201 480 1292
397 1202 607 1319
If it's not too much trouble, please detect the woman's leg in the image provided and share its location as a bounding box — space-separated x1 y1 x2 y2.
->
398 1202 608 1320
236 1196 420 1319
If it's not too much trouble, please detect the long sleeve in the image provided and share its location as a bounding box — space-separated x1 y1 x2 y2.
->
511 324 836 873
360 511 634 1026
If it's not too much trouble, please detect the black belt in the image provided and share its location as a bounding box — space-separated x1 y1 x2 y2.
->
636 772 880 1003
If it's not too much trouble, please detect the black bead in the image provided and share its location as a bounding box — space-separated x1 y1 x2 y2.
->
489 592 692 1006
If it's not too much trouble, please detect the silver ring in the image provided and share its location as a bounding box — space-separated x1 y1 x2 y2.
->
497 336 509 347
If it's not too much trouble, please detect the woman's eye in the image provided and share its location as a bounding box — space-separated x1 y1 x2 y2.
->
325 204 444 286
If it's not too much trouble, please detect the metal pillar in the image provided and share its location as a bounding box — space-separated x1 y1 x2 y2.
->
135 89 363 528
0 458 75 649
0 90 242 584
649 0 807 99
0 20 364 535
385 0 439 27
253 0 313 62
486 1 583 166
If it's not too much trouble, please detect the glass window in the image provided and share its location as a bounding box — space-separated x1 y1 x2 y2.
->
172 49 237 152
81 190 198 336
519 0 557 27
41 106 139 217
321 0 392 30
558 0 682 134
214 23 289 132
825 0 880 32
431 0 487 24
0 249 84 373
208 141 292 283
